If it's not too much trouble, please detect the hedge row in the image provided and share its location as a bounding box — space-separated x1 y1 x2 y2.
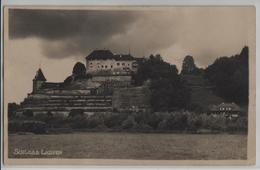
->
9 110 247 134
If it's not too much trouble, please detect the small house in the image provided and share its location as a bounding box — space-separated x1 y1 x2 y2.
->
209 102 241 118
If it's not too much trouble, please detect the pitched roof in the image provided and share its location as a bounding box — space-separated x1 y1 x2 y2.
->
86 50 114 60
86 50 135 61
33 68 46 81
209 102 241 111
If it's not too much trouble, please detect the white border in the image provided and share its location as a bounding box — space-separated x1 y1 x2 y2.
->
1 0 259 169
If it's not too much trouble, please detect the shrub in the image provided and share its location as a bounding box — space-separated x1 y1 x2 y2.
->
157 119 168 130
121 115 137 129
207 115 227 131
226 117 247 132
67 114 88 129
103 112 128 128
146 113 162 129
48 114 67 128
186 113 202 132
156 112 188 131
168 112 188 130
87 114 105 129
133 123 153 131
68 109 84 118
9 120 46 134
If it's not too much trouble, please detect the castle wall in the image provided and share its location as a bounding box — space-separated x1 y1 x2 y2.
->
92 75 132 82
37 89 92 95
112 86 151 112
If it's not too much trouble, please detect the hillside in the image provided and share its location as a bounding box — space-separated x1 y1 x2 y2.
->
182 74 225 111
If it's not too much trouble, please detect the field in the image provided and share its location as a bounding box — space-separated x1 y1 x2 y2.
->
8 133 247 160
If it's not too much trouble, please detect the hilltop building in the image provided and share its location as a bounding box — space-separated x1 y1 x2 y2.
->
85 50 138 86
86 50 138 73
14 49 150 116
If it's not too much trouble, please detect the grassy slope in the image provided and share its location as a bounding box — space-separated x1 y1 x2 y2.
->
182 75 225 111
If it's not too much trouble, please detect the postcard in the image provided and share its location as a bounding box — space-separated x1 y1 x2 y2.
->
3 6 256 165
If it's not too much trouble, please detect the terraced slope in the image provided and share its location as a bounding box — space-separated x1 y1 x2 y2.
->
17 94 112 116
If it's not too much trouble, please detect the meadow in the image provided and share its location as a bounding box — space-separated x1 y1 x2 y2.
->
8 133 247 160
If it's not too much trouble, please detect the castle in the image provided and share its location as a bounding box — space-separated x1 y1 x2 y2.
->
16 50 150 116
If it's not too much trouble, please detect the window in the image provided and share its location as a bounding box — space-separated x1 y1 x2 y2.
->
101 65 104 68
122 63 125 66
111 65 113 68
105 65 107 68
90 62 93 65
117 63 120 66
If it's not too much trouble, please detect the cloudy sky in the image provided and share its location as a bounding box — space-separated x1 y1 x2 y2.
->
6 7 254 103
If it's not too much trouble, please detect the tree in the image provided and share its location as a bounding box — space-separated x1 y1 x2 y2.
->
181 55 203 75
204 46 249 104
63 62 91 85
133 54 190 111
72 62 86 76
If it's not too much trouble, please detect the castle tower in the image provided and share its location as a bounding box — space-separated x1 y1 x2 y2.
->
33 68 46 93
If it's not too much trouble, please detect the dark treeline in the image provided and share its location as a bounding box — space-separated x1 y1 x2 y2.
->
204 46 249 105
133 54 190 111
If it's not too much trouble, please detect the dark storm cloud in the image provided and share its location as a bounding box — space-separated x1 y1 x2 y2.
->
9 9 140 58
9 7 252 67
9 9 138 40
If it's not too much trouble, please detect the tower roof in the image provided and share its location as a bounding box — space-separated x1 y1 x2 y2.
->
34 68 46 81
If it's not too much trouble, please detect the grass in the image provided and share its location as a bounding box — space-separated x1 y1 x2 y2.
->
8 133 247 160
182 75 225 110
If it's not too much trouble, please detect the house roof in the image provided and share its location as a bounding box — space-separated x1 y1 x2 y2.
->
33 68 46 81
86 50 135 61
209 102 241 111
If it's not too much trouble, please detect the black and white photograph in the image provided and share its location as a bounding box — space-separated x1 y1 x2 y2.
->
3 6 256 165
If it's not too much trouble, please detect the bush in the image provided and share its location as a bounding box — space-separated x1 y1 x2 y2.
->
9 120 46 134
207 115 227 131
133 123 153 131
48 114 67 128
87 114 105 129
68 114 88 129
121 115 137 129
226 117 247 132
157 119 168 130
68 109 84 118
156 112 188 131
168 112 188 130
103 112 128 128
186 112 202 132
146 113 162 129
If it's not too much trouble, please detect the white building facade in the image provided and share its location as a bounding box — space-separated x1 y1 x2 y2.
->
85 50 138 74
